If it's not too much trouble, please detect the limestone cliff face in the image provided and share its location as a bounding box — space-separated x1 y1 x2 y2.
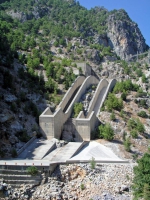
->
7 6 49 22
107 10 148 60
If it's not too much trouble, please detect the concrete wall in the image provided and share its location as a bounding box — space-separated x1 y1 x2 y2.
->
98 79 117 111
65 76 99 116
39 76 98 139
75 111 98 141
17 137 36 155
39 76 116 141
39 76 85 139
74 79 116 141
39 107 64 139
76 63 91 77
87 79 108 117
58 76 85 111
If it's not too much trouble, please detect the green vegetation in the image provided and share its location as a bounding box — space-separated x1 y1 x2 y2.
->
132 153 150 199
110 111 115 121
123 137 131 152
137 111 148 118
98 123 114 141
90 157 96 169
127 118 145 134
136 88 147 98
73 102 83 118
27 166 38 176
104 93 123 112
113 80 139 93
80 183 85 190
130 129 138 138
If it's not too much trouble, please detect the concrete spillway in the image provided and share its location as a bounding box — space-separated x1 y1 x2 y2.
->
63 86 80 113
39 76 116 141
93 87 107 116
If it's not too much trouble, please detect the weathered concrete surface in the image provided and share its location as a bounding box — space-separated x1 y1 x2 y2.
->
43 142 84 163
69 141 125 162
87 79 108 117
39 76 99 140
98 79 117 113
39 75 116 142
75 111 98 141
93 86 107 116
18 139 56 160
58 76 85 111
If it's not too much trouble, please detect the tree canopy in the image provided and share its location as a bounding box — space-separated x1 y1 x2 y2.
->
132 153 150 199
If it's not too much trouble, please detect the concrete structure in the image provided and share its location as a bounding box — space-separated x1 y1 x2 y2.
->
18 138 56 160
39 75 116 141
76 63 91 77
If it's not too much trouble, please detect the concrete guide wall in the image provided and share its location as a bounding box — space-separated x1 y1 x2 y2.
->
65 76 99 115
58 76 85 111
87 79 108 117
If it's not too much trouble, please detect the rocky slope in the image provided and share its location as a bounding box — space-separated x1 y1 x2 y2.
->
0 163 135 200
1 0 148 60
0 60 47 158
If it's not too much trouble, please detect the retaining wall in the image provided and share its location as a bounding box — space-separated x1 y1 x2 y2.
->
17 137 36 155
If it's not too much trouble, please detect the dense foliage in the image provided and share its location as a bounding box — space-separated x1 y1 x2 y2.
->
104 93 123 111
132 153 150 199
98 123 114 141
113 80 139 93
127 118 145 134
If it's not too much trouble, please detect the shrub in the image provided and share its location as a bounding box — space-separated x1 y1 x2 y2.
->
80 183 85 190
90 157 96 169
73 102 83 118
105 93 123 112
121 91 127 101
123 137 131 152
110 111 115 121
15 129 30 142
27 166 38 176
136 119 145 133
127 118 145 134
137 111 148 118
130 129 138 138
98 123 114 141
113 80 139 93
123 131 127 141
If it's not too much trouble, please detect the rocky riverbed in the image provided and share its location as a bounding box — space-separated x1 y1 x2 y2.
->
0 162 136 200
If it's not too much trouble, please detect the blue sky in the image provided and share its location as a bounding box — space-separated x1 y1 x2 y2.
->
78 0 150 47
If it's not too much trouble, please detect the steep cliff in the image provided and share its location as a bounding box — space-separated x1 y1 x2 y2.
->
107 10 148 60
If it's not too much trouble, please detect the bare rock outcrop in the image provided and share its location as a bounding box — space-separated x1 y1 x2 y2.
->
107 10 148 60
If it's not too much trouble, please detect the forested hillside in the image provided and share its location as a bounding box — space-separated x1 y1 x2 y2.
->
0 1 150 199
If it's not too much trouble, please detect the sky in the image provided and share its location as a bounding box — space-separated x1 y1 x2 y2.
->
78 0 150 47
